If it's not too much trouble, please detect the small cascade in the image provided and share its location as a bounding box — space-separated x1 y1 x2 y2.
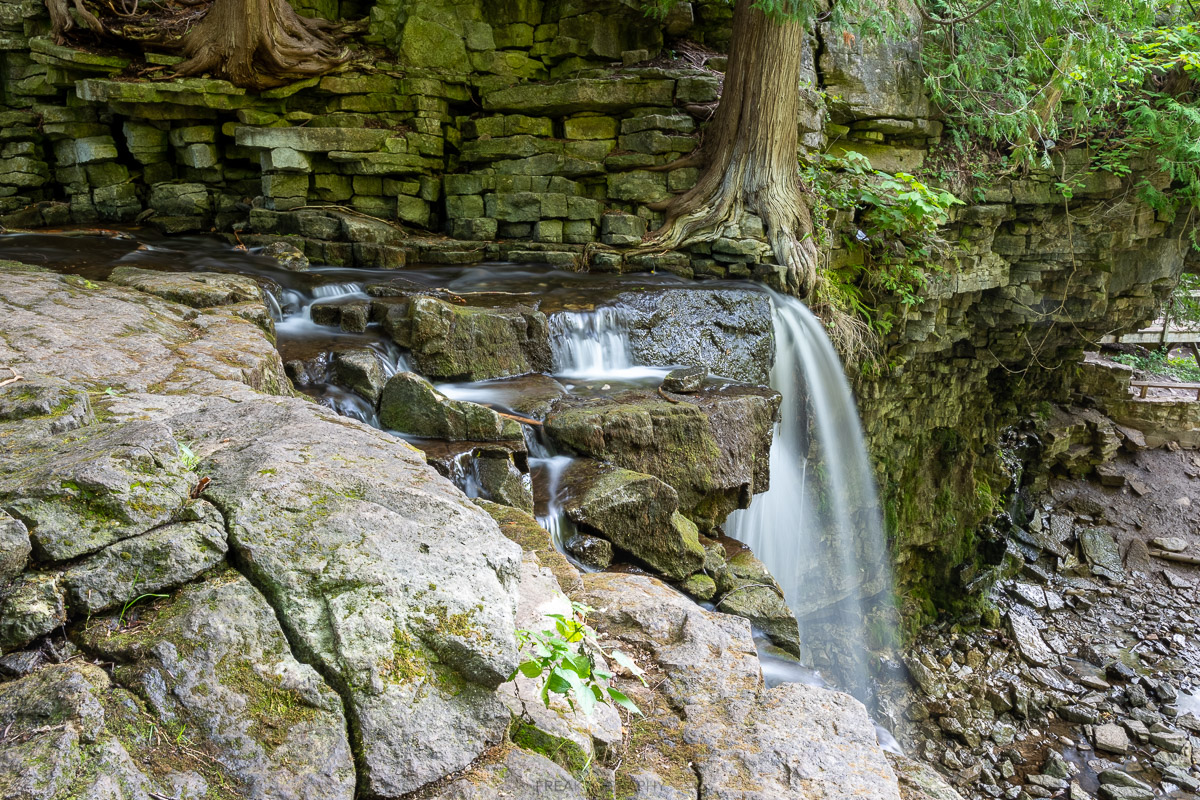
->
549 307 636 378
275 281 368 336
726 291 893 700
369 339 409 377
531 454 574 551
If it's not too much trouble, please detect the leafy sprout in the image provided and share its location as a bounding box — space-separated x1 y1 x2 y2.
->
509 602 646 717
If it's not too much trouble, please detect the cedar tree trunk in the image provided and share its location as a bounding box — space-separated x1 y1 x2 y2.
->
175 0 346 90
648 0 819 295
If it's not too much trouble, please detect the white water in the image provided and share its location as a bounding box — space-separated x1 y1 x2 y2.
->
274 281 368 337
549 307 665 381
726 291 892 698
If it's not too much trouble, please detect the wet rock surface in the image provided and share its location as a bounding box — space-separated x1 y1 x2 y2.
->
546 384 780 531
0 264 526 798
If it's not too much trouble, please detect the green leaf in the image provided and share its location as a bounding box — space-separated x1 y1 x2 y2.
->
518 660 544 679
607 688 642 715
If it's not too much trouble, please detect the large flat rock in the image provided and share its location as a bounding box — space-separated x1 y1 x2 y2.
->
0 262 527 797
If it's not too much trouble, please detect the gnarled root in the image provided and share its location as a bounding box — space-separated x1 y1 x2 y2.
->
46 0 105 43
640 163 820 297
175 0 348 89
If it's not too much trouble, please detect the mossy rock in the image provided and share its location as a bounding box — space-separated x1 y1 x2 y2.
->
561 460 704 581
379 295 551 381
378 372 524 440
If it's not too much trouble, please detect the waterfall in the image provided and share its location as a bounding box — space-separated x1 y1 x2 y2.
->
726 291 892 698
549 307 636 377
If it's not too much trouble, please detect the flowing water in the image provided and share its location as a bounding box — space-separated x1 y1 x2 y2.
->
1 230 894 706
726 292 893 699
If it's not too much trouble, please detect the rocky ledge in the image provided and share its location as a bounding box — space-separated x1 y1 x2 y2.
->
0 260 925 799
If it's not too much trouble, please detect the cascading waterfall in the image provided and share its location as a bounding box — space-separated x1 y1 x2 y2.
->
549 307 640 378
726 291 893 699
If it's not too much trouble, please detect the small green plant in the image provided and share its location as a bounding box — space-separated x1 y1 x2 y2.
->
510 602 646 716
178 442 200 470
803 150 963 336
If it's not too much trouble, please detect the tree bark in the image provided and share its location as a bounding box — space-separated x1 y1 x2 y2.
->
646 0 819 295
175 0 346 90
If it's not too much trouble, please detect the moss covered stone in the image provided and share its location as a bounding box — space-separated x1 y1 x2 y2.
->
380 294 551 380
379 372 524 440
561 460 704 580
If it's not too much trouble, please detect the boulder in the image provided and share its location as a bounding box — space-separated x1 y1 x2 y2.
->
108 266 262 308
187 398 522 797
615 287 775 384
561 460 704 580
78 570 356 799
545 386 780 531
379 372 524 440
0 264 525 796
332 347 387 404
473 448 535 512
713 542 801 657
580 573 901 800
0 663 157 799
61 499 228 615
565 533 613 570
378 295 551 381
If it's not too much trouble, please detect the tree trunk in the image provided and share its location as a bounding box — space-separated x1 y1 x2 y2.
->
175 0 346 90
647 0 819 295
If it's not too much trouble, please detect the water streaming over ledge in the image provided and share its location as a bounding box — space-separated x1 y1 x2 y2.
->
726 291 893 699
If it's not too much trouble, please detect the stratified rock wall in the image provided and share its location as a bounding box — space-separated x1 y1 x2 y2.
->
0 0 1194 615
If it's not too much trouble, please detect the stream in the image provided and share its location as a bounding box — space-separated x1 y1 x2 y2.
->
0 230 896 708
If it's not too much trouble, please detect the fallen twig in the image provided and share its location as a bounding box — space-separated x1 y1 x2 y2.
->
1150 549 1200 566
0 367 24 388
657 386 681 404
493 409 542 427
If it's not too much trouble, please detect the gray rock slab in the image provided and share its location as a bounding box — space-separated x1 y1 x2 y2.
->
108 266 263 309
1008 611 1057 667
62 498 228 614
426 746 587 800
181 397 522 797
1080 528 1125 581
80 570 356 800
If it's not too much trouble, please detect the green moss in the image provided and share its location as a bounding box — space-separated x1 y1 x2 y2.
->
383 627 429 684
511 722 591 778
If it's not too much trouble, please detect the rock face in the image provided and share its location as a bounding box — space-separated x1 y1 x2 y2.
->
616 287 776 384
546 385 780 531
0 263 526 798
580 572 902 800
380 295 551 381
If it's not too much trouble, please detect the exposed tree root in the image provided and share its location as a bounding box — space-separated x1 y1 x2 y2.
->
174 0 349 89
47 0 105 43
632 0 820 297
